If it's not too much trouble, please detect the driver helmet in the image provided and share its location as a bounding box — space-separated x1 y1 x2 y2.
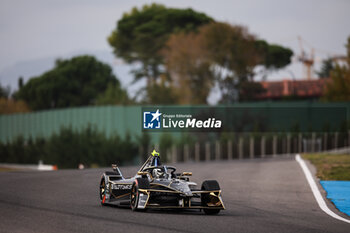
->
152 168 164 178
150 149 161 167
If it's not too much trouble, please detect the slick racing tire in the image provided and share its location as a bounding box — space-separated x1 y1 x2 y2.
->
130 178 149 211
100 177 107 206
201 180 221 215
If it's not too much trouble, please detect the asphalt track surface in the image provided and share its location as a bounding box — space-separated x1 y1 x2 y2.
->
0 157 349 233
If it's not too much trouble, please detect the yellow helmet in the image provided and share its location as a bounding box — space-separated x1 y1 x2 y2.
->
151 149 160 157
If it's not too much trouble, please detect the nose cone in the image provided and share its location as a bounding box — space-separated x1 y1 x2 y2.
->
170 180 192 196
183 189 193 196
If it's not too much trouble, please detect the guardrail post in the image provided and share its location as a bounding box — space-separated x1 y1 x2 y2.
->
273 135 277 157
171 145 177 163
323 133 328 151
293 137 296 153
249 137 254 159
184 144 189 162
238 137 243 159
205 142 210 161
311 132 316 153
214 141 219 160
228 140 233 160
166 149 171 162
195 142 200 162
261 136 265 158
298 133 302 153
334 132 338 149
287 134 291 154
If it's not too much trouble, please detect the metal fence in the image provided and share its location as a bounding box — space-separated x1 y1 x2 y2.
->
0 106 142 143
156 132 350 163
1 102 350 144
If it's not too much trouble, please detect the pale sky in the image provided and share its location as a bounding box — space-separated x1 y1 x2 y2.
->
0 0 349 100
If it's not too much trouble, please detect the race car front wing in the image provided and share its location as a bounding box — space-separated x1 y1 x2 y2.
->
137 188 225 210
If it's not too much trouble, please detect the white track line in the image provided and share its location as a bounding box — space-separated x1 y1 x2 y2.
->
295 154 350 224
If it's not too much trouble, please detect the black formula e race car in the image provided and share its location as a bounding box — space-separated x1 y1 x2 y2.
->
99 150 225 214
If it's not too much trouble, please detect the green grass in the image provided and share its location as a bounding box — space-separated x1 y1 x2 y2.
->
302 154 350 180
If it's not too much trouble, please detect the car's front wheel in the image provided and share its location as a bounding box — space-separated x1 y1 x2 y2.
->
130 178 149 211
130 182 139 211
100 177 107 206
201 180 221 215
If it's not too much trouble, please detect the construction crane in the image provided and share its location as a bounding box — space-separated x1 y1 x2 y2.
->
298 36 315 80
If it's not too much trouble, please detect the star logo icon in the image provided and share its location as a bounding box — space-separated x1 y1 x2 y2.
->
143 109 162 129
150 109 162 122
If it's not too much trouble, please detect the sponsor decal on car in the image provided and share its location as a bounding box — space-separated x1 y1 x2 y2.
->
112 184 132 190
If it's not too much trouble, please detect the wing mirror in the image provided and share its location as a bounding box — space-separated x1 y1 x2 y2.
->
181 172 192 176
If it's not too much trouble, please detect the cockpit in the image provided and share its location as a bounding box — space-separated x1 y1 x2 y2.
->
143 165 176 180
138 150 176 180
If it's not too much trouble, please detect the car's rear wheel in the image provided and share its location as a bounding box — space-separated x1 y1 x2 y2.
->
130 178 149 211
201 180 221 215
100 177 107 206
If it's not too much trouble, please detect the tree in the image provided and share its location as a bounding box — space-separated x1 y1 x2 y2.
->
0 82 30 114
201 23 264 102
239 81 266 101
204 23 293 102
96 82 130 105
255 40 293 70
145 79 178 104
15 56 121 110
18 77 24 89
163 22 293 103
108 4 213 101
323 37 350 101
0 98 30 114
317 58 334 78
163 31 214 104
0 83 10 99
